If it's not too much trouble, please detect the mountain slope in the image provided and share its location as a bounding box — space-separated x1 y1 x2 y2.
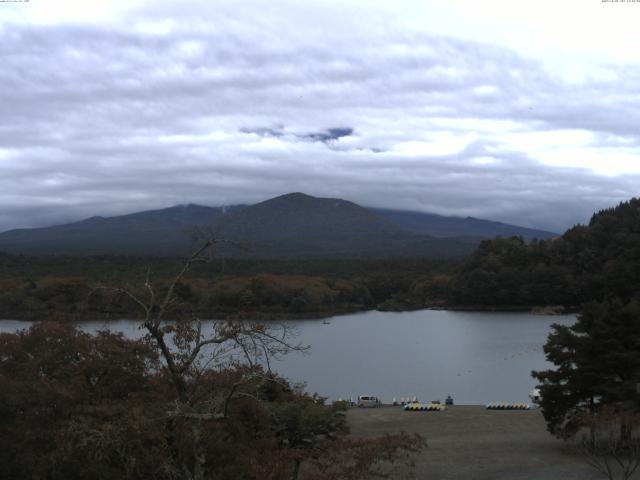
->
0 204 245 255
372 208 557 240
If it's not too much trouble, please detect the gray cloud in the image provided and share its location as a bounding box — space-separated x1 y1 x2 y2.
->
0 3 638 234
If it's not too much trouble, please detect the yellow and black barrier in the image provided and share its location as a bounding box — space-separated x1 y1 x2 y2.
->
403 403 446 412
485 402 531 410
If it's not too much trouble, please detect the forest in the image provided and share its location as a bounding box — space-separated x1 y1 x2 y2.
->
450 198 640 308
0 255 454 320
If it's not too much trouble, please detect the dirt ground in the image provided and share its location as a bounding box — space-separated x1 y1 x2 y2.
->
347 405 636 480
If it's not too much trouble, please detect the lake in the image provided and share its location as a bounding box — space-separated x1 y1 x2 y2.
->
0 309 575 405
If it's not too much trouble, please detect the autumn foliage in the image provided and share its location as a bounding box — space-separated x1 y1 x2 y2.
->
0 322 423 480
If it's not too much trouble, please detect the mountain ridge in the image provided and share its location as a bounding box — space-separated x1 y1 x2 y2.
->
0 193 557 257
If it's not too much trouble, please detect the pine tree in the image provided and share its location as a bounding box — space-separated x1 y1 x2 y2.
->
533 299 640 437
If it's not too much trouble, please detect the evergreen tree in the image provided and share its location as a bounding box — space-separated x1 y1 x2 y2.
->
533 299 640 437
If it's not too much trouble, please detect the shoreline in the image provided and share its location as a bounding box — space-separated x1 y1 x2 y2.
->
0 304 577 322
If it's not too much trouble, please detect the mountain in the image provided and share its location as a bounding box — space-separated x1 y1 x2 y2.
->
0 193 556 258
210 192 483 258
372 208 557 240
213 193 410 257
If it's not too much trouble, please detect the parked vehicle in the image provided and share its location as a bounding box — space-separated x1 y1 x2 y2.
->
357 395 381 408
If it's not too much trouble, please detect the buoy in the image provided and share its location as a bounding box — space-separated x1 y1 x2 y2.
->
403 402 445 412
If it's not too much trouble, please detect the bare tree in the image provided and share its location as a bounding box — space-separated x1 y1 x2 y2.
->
94 238 308 480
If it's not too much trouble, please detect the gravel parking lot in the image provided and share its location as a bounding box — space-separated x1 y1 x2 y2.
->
347 405 629 480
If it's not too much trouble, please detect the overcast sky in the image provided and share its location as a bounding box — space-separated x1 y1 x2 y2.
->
1 0 639 233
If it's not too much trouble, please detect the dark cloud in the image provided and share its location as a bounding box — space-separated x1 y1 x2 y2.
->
0 4 638 234
302 128 354 143
240 126 354 143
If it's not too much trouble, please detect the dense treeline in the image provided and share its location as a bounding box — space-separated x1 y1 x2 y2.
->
0 255 455 319
0 253 455 280
451 198 640 308
0 274 372 320
450 237 577 307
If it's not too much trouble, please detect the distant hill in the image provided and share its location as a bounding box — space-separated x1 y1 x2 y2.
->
0 193 555 258
372 208 556 240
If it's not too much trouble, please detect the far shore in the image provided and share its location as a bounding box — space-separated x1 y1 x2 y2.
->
0 304 577 322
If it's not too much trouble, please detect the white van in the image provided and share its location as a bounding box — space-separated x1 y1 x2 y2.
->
357 395 381 408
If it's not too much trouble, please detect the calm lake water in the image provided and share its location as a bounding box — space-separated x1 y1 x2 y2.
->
0 310 575 405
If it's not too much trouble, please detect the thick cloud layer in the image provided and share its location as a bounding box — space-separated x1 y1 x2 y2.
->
0 1 639 233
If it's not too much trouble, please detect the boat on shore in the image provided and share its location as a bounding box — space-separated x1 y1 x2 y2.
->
529 388 541 404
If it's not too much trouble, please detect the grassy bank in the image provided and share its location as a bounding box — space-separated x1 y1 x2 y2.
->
347 405 612 480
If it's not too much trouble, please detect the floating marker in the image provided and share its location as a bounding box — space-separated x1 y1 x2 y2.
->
403 403 445 412
486 402 531 410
